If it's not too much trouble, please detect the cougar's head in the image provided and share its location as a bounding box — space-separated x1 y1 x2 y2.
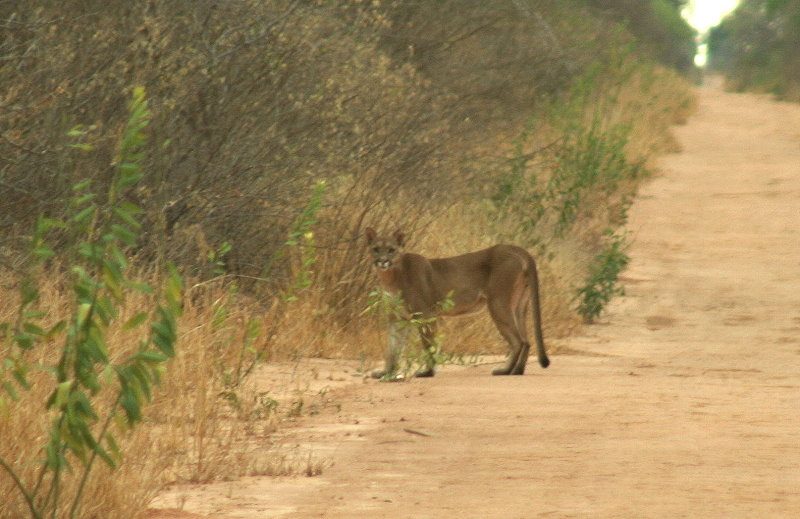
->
365 227 404 270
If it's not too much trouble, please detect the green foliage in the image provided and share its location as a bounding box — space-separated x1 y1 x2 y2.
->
207 242 233 276
0 87 182 519
217 180 327 391
281 180 327 302
709 0 800 101
587 0 696 74
549 117 642 237
576 230 630 322
364 289 459 381
492 63 643 253
364 289 406 325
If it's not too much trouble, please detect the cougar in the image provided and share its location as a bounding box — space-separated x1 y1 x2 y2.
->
365 228 549 378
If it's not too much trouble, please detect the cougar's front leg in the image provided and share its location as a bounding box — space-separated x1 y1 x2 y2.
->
415 320 438 378
371 320 409 380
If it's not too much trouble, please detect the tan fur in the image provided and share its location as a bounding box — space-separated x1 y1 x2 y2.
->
365 227 549 378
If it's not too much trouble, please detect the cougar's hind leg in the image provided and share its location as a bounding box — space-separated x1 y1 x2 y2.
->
510 295 531 375
511 342 531 375
487 297 525 376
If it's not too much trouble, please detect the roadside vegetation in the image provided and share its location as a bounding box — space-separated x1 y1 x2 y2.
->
1 1 695 517
709 0 800 101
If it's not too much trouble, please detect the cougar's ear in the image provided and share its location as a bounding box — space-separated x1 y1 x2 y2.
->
393 229 405 246
365 227 377 244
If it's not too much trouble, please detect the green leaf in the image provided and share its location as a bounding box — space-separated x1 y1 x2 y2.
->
45 432 65 470
111 224 138 246
92 296 116 325
136 351 167 364
74 390 98 421
116 168 144 189
47 319 66 338
38 216 65 231
20 279 39 305
68 143 95 152
63 431 88 464
123 312 149 330
14 333 34 350
76 303 92 328
113 206 142 229
11 366 30 390
150 319 172 338
103 258 124 301
23 310 46 320
2 382 19 401
102 432 120 468
52 380 74 409
124 280 154 294
118 200 143 215
33 247 56 259
109 243 130 271
95 442 116 468
129 364 153 401
72 205 96 224
83 331 109 364
22 323 45 336
74 193 97 206
120 391 141 424
152 333 174 357
72 179 92 192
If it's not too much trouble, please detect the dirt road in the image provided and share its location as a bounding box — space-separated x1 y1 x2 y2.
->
151 82 800 518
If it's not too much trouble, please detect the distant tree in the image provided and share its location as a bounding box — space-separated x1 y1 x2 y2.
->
588 0 696 73
709 0 800 100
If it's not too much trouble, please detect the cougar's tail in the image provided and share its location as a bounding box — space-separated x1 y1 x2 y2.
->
528 257 550 368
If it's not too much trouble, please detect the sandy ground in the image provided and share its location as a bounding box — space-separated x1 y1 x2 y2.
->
150 81 800 518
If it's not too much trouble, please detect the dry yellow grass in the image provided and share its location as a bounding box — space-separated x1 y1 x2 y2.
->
0 270 336 519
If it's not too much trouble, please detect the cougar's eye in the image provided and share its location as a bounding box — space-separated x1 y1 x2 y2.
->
372 246 381 253
387 247 396 254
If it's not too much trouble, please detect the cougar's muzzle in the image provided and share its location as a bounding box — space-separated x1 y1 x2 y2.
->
374 259 392 270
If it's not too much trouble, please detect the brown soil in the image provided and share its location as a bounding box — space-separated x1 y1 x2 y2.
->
150 80 800 518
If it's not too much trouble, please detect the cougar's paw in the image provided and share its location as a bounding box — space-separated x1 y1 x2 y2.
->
414 367 435 378
372 369 405 382
491 365 512 376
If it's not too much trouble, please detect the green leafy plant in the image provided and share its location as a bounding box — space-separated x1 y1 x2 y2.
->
208 241 233 276
492 70 644 251
364 289 457 380
220 180 327 390
282 180 327 302
576 230 630 323
0 87 183 519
